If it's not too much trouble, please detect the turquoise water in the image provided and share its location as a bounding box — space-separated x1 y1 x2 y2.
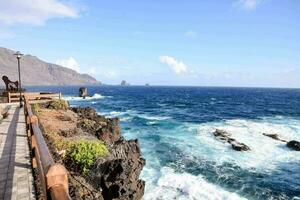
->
28 86 300 200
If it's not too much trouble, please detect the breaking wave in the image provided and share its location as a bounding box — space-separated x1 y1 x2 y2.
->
63 93 107 101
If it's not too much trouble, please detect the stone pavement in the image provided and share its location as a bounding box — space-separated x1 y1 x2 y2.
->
0 105 35 200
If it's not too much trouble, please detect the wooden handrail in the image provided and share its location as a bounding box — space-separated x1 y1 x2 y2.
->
7 92 61 103
24 98 71 200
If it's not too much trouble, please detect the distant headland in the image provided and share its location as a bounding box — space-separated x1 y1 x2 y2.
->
0 47 100 86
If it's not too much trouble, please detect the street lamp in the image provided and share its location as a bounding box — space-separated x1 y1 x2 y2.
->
14 51 23 108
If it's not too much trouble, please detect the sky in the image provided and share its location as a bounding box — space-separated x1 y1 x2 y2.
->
0 0 300 88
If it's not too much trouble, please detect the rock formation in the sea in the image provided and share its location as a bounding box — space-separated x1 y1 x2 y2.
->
213 129 251 151
287 140 300 151
121 80 130 86
79 87 88 99
262 133 287 142
0 47 100 86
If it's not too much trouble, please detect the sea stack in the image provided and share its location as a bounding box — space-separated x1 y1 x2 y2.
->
121 80 130 86
79 87 88 99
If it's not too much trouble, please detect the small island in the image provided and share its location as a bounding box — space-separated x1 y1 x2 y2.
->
121 80 130 86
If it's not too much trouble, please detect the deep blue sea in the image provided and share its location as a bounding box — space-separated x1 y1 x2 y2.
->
28 86 300 200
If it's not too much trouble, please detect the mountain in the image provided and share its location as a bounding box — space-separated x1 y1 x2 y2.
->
0 47 100 86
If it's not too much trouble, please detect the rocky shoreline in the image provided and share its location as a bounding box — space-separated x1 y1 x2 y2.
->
33 100 145 200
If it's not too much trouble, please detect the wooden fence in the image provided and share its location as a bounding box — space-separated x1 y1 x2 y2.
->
8 92 61 103
24 98 71 200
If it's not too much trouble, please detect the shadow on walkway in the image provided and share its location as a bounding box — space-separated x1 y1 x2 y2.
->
0 107 19 199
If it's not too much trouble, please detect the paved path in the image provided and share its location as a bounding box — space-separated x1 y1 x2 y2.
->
0 105 35 200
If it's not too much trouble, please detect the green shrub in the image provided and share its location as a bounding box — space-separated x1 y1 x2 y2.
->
66 139 108 174
32 103 40 113
47 100 69 110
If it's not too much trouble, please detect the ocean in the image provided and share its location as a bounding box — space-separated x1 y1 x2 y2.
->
28 86 300 200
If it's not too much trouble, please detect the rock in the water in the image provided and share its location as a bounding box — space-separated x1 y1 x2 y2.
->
214 129 232 137
79 87 88 99
213 129 250 151
263 133 287 142
231 142 251 151
287 140 300 151
121 80 130 86
89 139 145 200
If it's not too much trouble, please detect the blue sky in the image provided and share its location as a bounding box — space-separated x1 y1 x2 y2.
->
0 0 299 87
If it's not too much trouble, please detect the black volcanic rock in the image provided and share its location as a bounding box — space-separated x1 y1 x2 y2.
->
262 133 287 142
213 129 251 151
231 141 251 151
72 107 121 144
70 106 145 199
0 47 99 86
287 140 300 151
89 139 145 200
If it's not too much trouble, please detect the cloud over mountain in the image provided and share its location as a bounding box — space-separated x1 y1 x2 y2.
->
56 57 80 73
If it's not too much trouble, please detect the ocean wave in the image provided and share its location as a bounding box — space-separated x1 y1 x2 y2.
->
146 121 158 126
63 93 107 101
193 117 300 171
138 114 170 121
100 109 170 123
144 167 246 200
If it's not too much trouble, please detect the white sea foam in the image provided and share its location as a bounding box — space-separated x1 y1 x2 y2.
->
100 109 170 122
138 114 170 121
193 118 300 171
139 117 300 200
146 121 158 125
63 93 106 101
144 167 246 200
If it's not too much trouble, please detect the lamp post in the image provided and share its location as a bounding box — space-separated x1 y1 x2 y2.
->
14 51 23 108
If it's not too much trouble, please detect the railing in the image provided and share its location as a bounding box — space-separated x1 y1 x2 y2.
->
8 92 61 103
24 98 71 200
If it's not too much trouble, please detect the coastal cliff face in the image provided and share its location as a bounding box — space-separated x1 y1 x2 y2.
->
0 47 99 86
34 101 145 200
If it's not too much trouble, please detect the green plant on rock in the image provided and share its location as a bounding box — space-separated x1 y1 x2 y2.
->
47 100 69 110
66 139 108 174
31 103 40 113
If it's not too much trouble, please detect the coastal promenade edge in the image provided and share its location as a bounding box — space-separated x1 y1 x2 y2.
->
0 104 35 200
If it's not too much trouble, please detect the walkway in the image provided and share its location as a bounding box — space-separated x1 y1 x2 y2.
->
0 105 35 200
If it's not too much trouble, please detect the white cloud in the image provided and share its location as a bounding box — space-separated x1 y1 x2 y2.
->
159 56 189 75
0 0 78 26
236 0 262 10
56 57 80 72
184 30 198 38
